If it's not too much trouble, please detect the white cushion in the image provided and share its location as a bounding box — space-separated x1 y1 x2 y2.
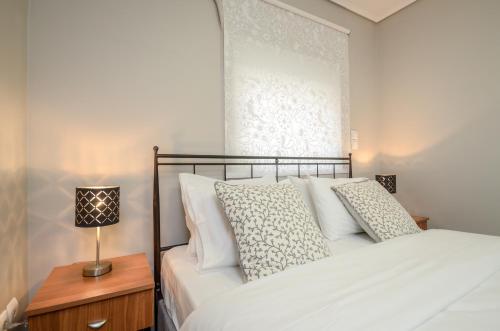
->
185 217 199 257
308 177 367 240
285 176 318 226
179 173 276 270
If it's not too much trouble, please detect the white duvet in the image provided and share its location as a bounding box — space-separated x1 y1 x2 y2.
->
181 230 500 331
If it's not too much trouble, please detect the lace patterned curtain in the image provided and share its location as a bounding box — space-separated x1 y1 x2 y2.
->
222 0 350 160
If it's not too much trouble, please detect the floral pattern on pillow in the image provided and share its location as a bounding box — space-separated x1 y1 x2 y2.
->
215 182 330 281
333 180 421 242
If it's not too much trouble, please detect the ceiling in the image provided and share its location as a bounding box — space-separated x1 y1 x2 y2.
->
330 0 418 23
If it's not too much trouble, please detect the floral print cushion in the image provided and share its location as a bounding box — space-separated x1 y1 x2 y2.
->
215 182 330 281
333 180 421 242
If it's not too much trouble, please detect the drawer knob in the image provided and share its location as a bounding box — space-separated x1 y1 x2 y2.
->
88 319 107 329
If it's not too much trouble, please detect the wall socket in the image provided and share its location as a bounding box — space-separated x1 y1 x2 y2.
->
0 310 7 331
5 298 18 324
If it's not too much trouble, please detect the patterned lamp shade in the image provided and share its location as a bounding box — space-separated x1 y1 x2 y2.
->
375 175 396 194
75 186 120 227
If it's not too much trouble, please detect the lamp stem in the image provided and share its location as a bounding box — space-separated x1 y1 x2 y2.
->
96 227 101 266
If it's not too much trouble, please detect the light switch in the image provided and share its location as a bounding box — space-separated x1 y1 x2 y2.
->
351 129 359 151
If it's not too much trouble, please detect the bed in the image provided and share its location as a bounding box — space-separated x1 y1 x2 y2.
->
161 233 374 329
152 147 500 331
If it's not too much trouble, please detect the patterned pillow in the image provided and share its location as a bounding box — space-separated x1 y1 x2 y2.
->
214 182 330 281
332 180 421 242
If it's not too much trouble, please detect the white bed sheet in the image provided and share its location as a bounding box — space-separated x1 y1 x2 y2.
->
180 230 500 331
161 233 375 329
416 269 500 330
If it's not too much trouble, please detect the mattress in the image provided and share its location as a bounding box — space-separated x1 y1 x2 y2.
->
161 233 374 329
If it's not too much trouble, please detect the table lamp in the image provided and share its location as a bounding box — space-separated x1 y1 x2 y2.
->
375 174 396 194
75 186 120 277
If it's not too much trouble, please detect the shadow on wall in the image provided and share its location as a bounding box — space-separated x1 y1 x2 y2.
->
27 165 193 297
0 168 28 312
27 132 378 300
380 108 500 236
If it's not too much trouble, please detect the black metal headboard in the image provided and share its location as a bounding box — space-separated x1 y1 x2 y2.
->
152 146 352 326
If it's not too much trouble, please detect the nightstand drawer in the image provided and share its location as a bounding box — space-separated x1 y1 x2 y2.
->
412 215 429 231
28 289 153 331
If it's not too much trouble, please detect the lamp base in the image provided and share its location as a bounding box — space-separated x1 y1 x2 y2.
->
82 261 112 277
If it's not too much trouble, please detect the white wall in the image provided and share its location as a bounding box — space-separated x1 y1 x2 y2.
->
0 0 28 314
377 0 500 234
27 0 379 297
27 0 224 295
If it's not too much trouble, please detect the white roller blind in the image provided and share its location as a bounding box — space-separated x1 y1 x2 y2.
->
223 0 350 159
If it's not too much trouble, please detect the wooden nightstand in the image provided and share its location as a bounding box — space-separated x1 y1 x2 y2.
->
412 215 429 230
26 253 154 331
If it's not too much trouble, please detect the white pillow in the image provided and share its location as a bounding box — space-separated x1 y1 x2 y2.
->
179 183 200 257
184 216 198 257
280 176 318 226
179 173 276 270
308 177 367 240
